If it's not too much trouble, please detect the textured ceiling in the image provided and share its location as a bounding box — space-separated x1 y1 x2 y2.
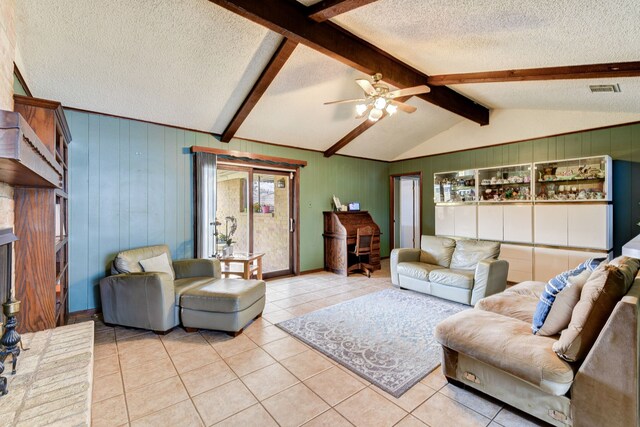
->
235 45 372 152
16 0 282 133
14 0 640 160
334 0 640 74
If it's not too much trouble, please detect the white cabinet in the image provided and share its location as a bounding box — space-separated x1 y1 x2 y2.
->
500 244 533 282
533 247 611 282
567 204 612 250
435 205 455 236
534 205 568 246
454 205 477 238
534 204 611 250
478 205 503 241
504 205 533 243
435 205 477 238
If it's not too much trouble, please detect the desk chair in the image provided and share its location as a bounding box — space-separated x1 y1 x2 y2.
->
348 226 374 277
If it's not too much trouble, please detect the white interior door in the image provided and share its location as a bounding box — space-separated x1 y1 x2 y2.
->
398 177 420 248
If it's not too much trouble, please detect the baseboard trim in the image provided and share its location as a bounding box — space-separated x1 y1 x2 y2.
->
300 268 325 275
68 308 101 320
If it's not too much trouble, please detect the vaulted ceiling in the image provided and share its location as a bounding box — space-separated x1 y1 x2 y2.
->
15 0 640 161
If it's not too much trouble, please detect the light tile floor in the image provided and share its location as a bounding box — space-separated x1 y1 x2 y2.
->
85 261 547 427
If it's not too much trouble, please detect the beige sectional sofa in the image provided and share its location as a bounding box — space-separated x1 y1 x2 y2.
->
390 236 509 305
435 257 640 427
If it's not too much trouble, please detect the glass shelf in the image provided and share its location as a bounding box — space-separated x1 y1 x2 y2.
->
477 163 532 202
434 169 477 203
534 156 612 202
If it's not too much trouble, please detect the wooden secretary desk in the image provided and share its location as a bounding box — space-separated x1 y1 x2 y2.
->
323 211 381 275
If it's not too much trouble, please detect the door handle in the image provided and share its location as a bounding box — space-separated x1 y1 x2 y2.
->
290 218 295 232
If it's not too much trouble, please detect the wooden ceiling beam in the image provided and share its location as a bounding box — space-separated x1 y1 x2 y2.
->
208 0 489 126
324 96 410 157
428 61 640 86
308 0 379 22
220 37 298 142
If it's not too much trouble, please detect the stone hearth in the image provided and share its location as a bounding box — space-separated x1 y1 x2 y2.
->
0 321 94 426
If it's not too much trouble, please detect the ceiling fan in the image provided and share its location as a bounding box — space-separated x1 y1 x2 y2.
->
324 73 430 122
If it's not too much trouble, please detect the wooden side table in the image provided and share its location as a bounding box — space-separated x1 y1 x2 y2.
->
219 252 265 280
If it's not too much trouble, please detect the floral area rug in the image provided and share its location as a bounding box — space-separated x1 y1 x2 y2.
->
276 288 468 397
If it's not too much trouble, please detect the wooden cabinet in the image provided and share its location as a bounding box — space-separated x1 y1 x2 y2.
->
323 211 380 275
13 95 71 332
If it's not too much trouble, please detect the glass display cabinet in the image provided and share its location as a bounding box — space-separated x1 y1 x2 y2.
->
477 163 533 202
533 155 612 202
433 169 477 203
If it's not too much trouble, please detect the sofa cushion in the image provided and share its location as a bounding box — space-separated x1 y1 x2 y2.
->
476 293 538 323
139 253 175 280
435 309 574 396
396 262 444 281
114 244 175 276
537 270 592 337
174 277 217 306
503 281 546 298
449 240 500 271
428 269 475 290
419 236 456 268
180 278 266 313
553 264 627 362
532 258 604 335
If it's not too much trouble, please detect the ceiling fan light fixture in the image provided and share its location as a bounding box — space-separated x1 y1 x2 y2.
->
368 108 383 122
355 103 368 115
373 97 387 110
386 104 398 115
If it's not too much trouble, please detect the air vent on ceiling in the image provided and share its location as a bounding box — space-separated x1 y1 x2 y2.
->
589 84 621 93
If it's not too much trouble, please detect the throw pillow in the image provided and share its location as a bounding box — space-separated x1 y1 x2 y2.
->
608 256 640 292
552 264 627 362
536 268 592 336
139 253 175 280
532 257 604 334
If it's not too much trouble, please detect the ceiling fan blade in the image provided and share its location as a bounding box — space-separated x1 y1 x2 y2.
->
355 79 377 96
324 98 367 105
390 100 418 114
355 104 373 119
387 85 431 98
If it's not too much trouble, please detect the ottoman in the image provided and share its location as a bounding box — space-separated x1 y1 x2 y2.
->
180 278 266 335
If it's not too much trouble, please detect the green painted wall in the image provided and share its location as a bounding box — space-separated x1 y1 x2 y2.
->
12 72 28 96
67 110 390 312
390 123 640 256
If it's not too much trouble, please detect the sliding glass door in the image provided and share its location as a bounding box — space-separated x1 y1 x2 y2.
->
253 172 292 276
215 168 250 253
216 166 294 278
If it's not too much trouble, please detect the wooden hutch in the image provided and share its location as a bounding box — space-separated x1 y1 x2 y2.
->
323 211 381 275
9 95 71 332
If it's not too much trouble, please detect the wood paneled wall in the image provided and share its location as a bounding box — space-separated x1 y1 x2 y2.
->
390 123 640 256
67 110 390 312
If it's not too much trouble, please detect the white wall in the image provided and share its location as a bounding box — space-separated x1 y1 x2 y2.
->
395 109 640 160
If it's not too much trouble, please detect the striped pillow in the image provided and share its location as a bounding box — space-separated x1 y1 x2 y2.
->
532 258 605 334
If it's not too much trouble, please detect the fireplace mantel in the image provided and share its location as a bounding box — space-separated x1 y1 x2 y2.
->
0 110 63 188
